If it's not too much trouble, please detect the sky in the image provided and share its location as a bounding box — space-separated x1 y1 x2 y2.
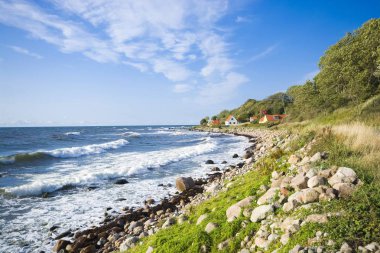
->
0 0 379 126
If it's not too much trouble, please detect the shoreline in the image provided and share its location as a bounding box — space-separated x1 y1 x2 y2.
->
54 127 285 253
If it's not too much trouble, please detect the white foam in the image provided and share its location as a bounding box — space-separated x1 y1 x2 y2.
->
64 131 81 136
6 138 216 196
120 131 141 137
46 139 128 158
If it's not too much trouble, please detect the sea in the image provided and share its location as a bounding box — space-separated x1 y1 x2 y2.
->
0 126 250 252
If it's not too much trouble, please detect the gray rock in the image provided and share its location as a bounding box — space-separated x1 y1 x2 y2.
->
120 236 139 251
307 176 326 188
218 239 230 250
288 154 301 164
333 183 356 198
291 173 308 190
146 246 154 253
196 214 208 225
304 214 328 224
226 196 254 222
205 222 218 233
250 205 274 222
257 187 279 205
340 242 353 253
299 188 320 204
328 167 357 186
162 217 176 228
310 152 322 163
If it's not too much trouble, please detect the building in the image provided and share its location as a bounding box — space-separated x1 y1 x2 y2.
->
259 114 288 124
249 116 258 122
208 119 221 126
225 115 238 126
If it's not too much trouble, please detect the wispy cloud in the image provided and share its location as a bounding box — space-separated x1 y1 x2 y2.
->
249 44 278 62
235 16 251 23
173 84 193 93
9 45 43 59
0 0 249 104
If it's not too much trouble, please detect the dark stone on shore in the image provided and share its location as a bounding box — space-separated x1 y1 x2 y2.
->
175 177 195 192
53 240 70 252
158 183 164 187
145 198 155 205
221 161 227 164
50 225 60 232
116 198 126 201
55 230 72 240
194 178 207 185
211 167 220 171
87 186 98 190
237 162 245 168
243 151 253 159
205 160 214 164
42 192 49 198
232 154 239 158
114 179 129 185
79 244 96 253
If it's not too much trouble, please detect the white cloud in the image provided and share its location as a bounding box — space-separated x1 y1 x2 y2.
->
173 84 193 93
9 45 43 59
249 44 278 62
235 16 251 23
198 72 249 104
0 0 250 105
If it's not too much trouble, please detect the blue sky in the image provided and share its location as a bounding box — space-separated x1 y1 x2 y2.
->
0 0 379 126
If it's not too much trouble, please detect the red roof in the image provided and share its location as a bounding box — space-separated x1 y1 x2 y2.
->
211 119 220 125
259 114 288 123
225 115 234 121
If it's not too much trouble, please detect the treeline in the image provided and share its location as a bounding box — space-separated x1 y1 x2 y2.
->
204 18 380 123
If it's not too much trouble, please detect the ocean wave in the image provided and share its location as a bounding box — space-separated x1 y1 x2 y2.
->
64 131 81 136
5 137 217 196
120 131 141 137
0 139 129 165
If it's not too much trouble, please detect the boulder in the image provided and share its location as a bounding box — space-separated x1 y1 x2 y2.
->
328 167 357 186
288 154 301 164
333 183 356 198
310 152 322 163
299 188 320 204
205 160 214 164
175 177 195 192
250 205 274 222
79 245 96 253
162 217 176 228
196 214 208 225
120 236 139 251
307 176 327 188
304 214 328 224
205 222 219 233
53 240 70 252
232 154 239 158
226 196 254 222
114 178 129 185
290 173 308 190
218 239 230 250
243 151 253 159
257 187 279 205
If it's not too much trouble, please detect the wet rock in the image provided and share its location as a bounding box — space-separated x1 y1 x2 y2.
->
50 225 60 232
211 167 220 171
236 162 245 168
221 161 227 164
232 154 239 158
53 240 70 252
250 205 274 222
55 230 72 240
175 177 195 192
205 222 218 233
226 196 254 222
79 245 96 253
114 179 129 185
205 160 214 164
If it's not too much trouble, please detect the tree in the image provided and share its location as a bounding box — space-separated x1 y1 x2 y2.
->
211 116 217 120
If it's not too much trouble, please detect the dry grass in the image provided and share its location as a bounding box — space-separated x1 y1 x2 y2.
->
332 122 380 181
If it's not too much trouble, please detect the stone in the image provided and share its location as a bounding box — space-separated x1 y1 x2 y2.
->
299 188 320 204
226 196 254 222
304 214 328 224
218 239 230 250
310 152 322 163
280 177 292 188
162 217 176 228
175 177 195 192
250 205 274 222
205 222 219 233
272 171 280 180
290 244 303 253
340 242 353 253
290 173 308 190
243 151 253 159
333 183 356 198
307 176 326 188
146 246 154 253
120 236 139 251
177 214 188 224
305 168 317 178
288 191 303 204
318 168 334 178
328 167 357 186
206 182 222 194
257 187 279 205
114 178 129 184
232 154 239 158
240 249 250 253
280 233 290 245
365 242 380 251
211 167 220 171
205 160 214 164
53 240 70 252
288 154 301 164
79 245 96 253
196 214 208 225
280 217 301 232
254 237 270 249
283 200 297 212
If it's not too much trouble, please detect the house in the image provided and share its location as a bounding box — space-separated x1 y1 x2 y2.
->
225 115 238 126
208 119 221 126
259 114 288 124
249 116 258 122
